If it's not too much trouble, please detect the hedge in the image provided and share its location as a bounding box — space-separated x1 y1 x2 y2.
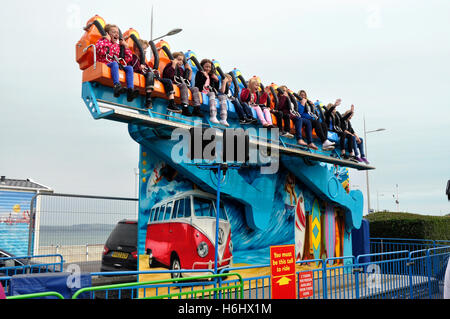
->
365 212 450 241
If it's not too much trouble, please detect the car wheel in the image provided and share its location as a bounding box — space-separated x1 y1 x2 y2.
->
170 255 182 279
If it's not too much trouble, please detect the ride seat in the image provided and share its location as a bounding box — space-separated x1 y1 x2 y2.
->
78 26 198 105
76 15 106 71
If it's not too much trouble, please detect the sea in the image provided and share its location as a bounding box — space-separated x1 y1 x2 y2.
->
0 222 116 255
37 224 117 246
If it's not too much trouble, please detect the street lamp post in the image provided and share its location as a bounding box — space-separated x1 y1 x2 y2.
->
151 28 183 42
377 191 384 212
149 6 183 42
363 115 386 214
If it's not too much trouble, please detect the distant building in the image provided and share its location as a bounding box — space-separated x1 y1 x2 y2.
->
0 176 53 256
0 176 54 194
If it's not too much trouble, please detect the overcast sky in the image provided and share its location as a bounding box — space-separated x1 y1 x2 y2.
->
0 0 449 216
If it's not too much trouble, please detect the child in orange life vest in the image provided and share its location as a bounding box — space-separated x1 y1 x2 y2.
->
95 24 139 102
129 39 176 109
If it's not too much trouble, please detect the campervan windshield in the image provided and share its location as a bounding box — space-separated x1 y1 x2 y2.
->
193 197 228 221
149 197 192 222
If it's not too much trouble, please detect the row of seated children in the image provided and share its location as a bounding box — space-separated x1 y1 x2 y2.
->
194 58 260 126
324 102 369 164
95 24 173 109
96 24 197 114
286 87 369 163
94 24 368 162
95 25 249 126
270 85 369 163
275 86 323 150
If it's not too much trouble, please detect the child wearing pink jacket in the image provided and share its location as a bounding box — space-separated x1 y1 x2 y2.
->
240 78 273 128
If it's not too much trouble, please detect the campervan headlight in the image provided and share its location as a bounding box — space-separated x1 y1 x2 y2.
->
197 241 209 258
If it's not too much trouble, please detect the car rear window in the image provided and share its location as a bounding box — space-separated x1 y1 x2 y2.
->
105 222 137 247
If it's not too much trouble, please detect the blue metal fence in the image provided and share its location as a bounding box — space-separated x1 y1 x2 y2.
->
0 254 64 294
370 238 450 257
2 240 449 300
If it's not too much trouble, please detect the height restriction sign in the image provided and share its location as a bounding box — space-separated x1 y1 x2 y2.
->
270 244 296 299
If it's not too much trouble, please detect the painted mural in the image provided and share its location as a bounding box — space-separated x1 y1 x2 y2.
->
137 146 354 269
0 190 34 256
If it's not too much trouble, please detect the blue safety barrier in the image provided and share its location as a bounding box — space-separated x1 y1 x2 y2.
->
9 272 92 299
370 238 450 256
0 254 64 295
88 269 217 299
2 240 449 299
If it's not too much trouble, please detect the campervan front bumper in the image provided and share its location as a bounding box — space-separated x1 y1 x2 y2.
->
192 256 233 272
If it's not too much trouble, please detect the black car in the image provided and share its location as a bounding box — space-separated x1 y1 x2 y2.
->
101 219 138 272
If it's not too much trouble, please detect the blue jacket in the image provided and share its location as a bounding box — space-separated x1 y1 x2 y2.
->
297 101 315 120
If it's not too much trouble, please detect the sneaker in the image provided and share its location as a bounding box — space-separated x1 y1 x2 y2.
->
167 104 182 113
144 95 153 109
220 120 230 127
239 118 249 125
145 100 153 109
127 88 140 102
348 155 359 163
282 132 294 139
113 83 125 97
191 105 202 117
210 117 220 124
182 105 192 117
361 157 370 164
322 140 335 149
355 157 363 162
322 145 335 151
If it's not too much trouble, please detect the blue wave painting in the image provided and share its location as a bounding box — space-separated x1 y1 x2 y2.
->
137 151 320 265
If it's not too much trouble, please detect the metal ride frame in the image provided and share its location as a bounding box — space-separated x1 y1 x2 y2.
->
2 242 449 300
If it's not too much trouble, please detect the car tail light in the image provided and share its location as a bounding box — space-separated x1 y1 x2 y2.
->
102 246 109 255
131 251 138 259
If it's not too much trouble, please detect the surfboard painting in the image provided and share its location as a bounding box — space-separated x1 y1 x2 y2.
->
295 191 306 261
320 210 327 260
324 204 336 265
311 199 321 263
303 213 313 261
334 208 345 259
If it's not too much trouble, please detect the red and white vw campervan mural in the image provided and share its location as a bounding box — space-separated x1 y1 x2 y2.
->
145 190 233 277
